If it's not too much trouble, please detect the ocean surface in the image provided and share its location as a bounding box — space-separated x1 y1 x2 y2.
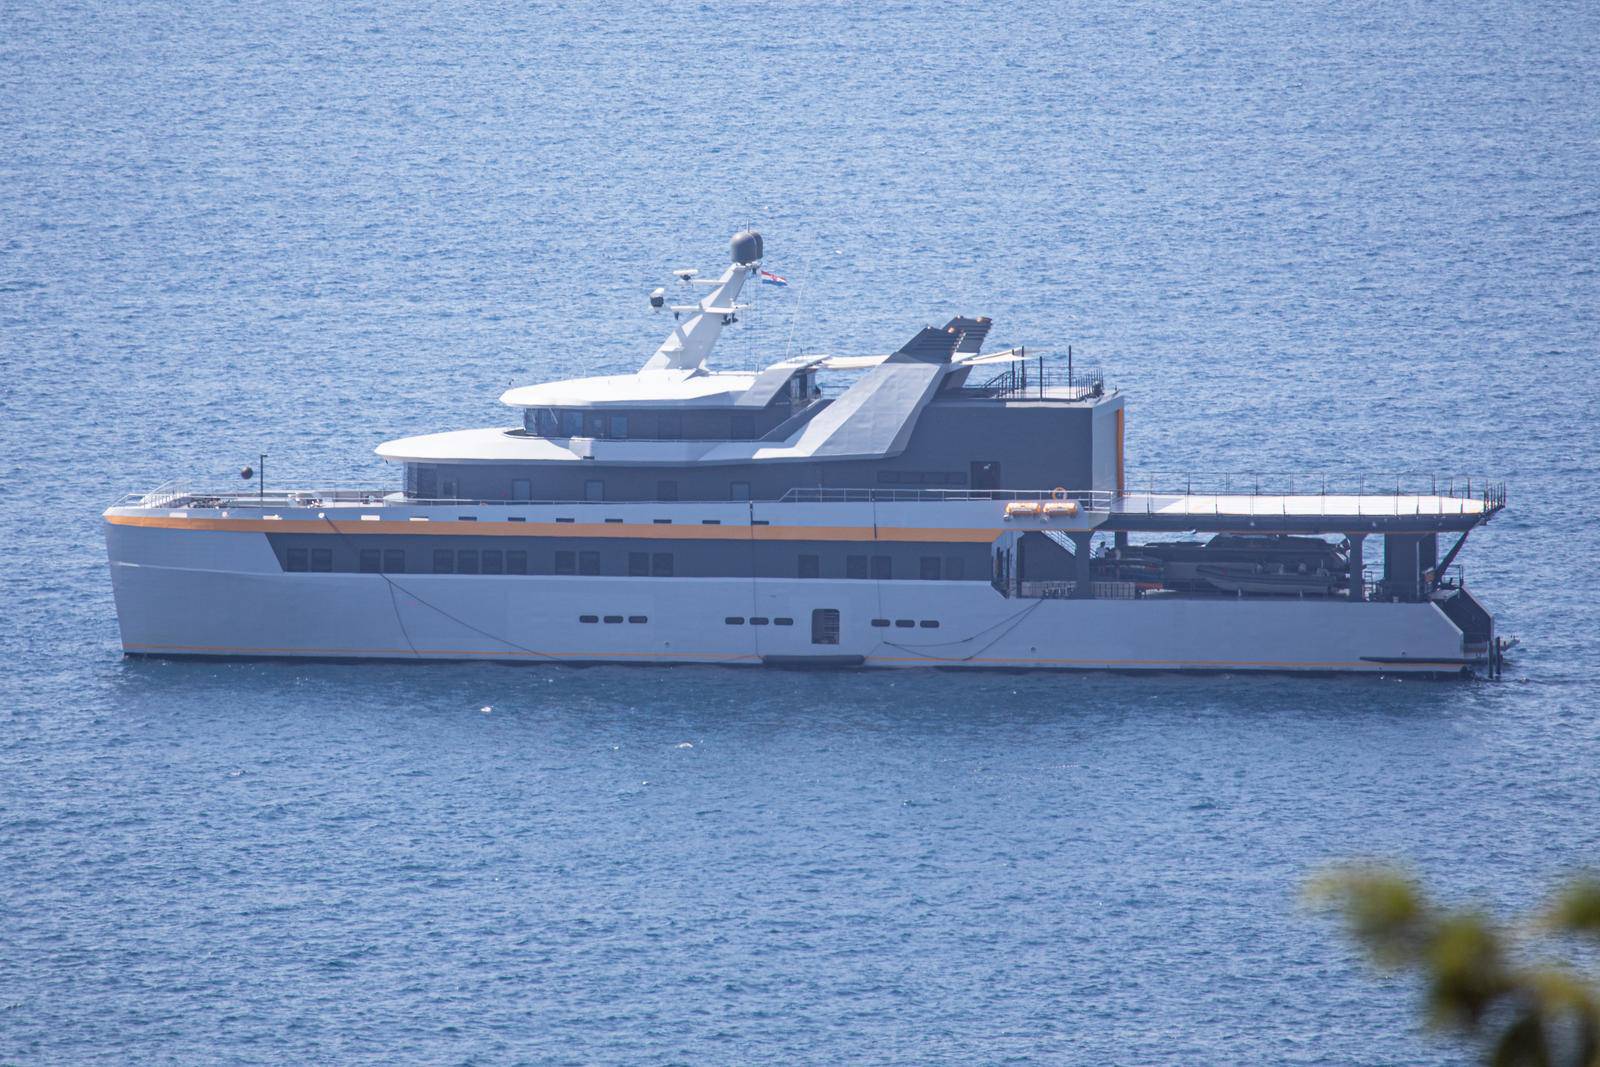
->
4 1 1599 1062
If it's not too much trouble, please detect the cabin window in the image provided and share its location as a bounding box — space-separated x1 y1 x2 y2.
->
579 614 598 624
415 465 438 499
775 617 794 626
798 554 820 579
628 552 649 577
482 550 504 575
311 548 333 573
507 550 528 575
658 413 682 439
555 551 576 575
433 549 454 574
731 414 755 440
871 619 890 628
440 478 458 500
585 480 605 502
604 615 623 624
359 549 381 573
920 556 941 580
811 609 840 645
656 481 678 502
512 479 532 501
628 615 648 624
287 548 308 572
895 619 915 628
730 482 751 501
846 555 868 580
383 549 405 574
651 552 673 577
871 555 892 580
725 617 745 625
583 412 605 437
457 550 479 575
560 411 582 437
610 414 629 438
579 551 601 575
919 620 940 629
750 617 769 626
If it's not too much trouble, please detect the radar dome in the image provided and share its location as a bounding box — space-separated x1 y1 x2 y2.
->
730 229 764 265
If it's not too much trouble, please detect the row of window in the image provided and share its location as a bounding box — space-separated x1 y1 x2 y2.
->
800 555 965 580
524 409 766 442
722 616 797 626
578 615 650 624
875 470 968 486
285 548 971 580
871 619 941 629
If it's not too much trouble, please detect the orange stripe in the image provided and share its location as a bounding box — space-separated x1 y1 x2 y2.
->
104 513 1000 543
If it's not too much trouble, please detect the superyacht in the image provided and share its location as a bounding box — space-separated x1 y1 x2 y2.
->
104 230 1508 675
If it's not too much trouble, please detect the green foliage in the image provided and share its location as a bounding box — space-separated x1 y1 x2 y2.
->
1309 867 1600 1067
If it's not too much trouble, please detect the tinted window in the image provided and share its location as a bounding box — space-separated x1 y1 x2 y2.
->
433 550 454 574
750 617 769 626
871 619 890 628
359 549 380 573
658 413 682 439
846 555 868 580
730 481 751 501
811 608 840 645
512 479 532 501
775 617 794 626
560 411 582 436
725 616 745 625
585 480 604 502
457 550 479 575
383 549 405 573
579 614 598 623
920 556 941 580
651 553 673 577
609 414 629 438
311 548 333 573
871 555 891 580
656 481 678 502
919 620 941 628
627 615 648 624
628 552 649 577
536 410 559 436
555 551 575 575
287 547 308 572
603 615 623 624
731 414 755 439
579 551 601 575
482 550 504 575
507 550 528 575
583 412 605 437
895 619 915 628
798 554 820 579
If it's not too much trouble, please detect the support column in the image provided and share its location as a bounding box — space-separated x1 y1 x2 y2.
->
1348 534 1365 601
1071 532 1095 599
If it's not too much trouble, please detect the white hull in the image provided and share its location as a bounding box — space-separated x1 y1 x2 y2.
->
107 523 1479 675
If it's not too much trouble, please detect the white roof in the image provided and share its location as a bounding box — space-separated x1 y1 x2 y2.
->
499 369 756 409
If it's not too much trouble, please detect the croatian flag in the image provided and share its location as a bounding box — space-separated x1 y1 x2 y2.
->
759 269 788 287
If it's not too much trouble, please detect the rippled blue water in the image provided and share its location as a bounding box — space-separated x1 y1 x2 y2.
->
4 1 1599 1062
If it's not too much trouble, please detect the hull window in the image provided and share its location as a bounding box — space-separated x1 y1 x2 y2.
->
811 609 841 645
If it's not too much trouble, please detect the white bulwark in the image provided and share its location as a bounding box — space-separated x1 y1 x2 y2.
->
105 231 1509 676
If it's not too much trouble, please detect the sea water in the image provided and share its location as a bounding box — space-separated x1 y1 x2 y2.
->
3 1 1598 1062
